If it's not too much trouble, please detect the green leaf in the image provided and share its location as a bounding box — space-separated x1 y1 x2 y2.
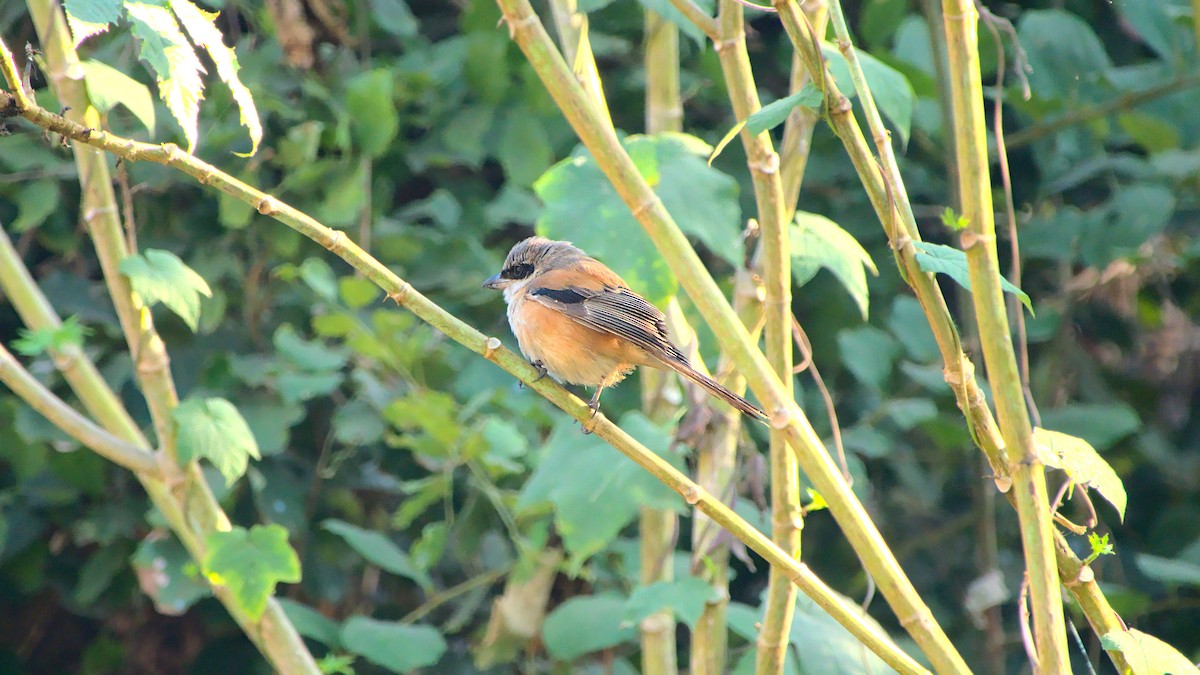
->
169 0 263 155
1080 184 1176 268
497 109 553 186
82 59 157 134
346 69 399 158
203 525 301 621
76 542 130 605
939 206 968 231
1101 628 1200 675
1118 112 1181 153
747 85 823 135
9 179 60 233
132 536 211 615
1018 10 1111 101
791 212 878 320
340 276 381 309
126 2 205 153
119 248 212 331
535 133 741 304
788 593 894 674
1111 0 1189 62
518 413 683 571
322 519 432 589
822 43 915 145
837 326 899 389
278 599 343 648
1032 428 1127 520
341 618 446 673
1135 554 1200 588
635 0 715 46
173 397 261 485
911 241 1033 314
12 315 91 356
369 0 419 37
542 593 636 660
1085 532 1115 565
274 324 349 372
64 0 123 46
623 577 715 629
1038 403 1140 452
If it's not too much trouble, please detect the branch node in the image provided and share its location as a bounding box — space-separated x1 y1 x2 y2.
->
630 195 660 219
483 336 502 358
1074 565 1094 585
326 230 348 255
682 483 702 505
387 283 412 306
960 230 990 249
750 152 780 175
256 196 278 215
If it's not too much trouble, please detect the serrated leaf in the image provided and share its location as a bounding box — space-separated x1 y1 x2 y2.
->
203 525 301 621
1101 628 1200 675
169 0 262 155
12 315 91 356
1033 428 1127 520
542 594 636 660
64 0 123 46
322 519 432 589
119 248 212 331
132 535 211 615
126 2 206 153
173 397 261 485
791 212 877 319
341 618 447 673
822 43 914 145
346 69 399 158
912 241 1032 314
535 133 741 304
82 59 157 134
623 577 715 629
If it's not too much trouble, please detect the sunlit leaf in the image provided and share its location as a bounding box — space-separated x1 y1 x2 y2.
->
203 525 301 621
120 248 212 331
64 0 122 46
174 397 261 485
1101 628 1200 675
170 0 262 155
1033 428 1127 520
126 2 206 152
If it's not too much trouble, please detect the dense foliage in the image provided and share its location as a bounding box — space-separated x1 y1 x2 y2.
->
0 0 1198 672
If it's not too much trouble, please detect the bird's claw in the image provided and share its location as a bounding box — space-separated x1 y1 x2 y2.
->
531 360 548 383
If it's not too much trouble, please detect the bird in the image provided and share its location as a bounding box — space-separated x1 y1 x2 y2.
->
483 236 767 423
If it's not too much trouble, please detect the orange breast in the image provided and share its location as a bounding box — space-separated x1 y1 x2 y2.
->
509 297 638 387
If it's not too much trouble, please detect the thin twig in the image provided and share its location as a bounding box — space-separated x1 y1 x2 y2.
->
791 314 850 484
1018 574 1039 671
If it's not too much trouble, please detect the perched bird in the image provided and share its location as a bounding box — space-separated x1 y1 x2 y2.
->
483 236 767 422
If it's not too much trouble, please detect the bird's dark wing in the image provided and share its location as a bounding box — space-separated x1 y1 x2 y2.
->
528 284 688 365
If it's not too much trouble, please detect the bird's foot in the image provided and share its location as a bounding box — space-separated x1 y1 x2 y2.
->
531 360 548 383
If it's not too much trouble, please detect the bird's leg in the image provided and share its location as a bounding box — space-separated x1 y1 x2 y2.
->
531 360 548 382
580 386 605 435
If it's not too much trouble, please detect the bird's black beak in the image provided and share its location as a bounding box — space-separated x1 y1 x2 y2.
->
482 273 504 290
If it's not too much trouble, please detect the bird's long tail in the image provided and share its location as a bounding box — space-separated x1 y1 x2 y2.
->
663 360 769 424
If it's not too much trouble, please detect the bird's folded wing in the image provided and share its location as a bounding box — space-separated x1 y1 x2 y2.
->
528 285 687 364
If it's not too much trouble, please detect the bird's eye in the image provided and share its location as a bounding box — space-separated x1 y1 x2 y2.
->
500 262 534 280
